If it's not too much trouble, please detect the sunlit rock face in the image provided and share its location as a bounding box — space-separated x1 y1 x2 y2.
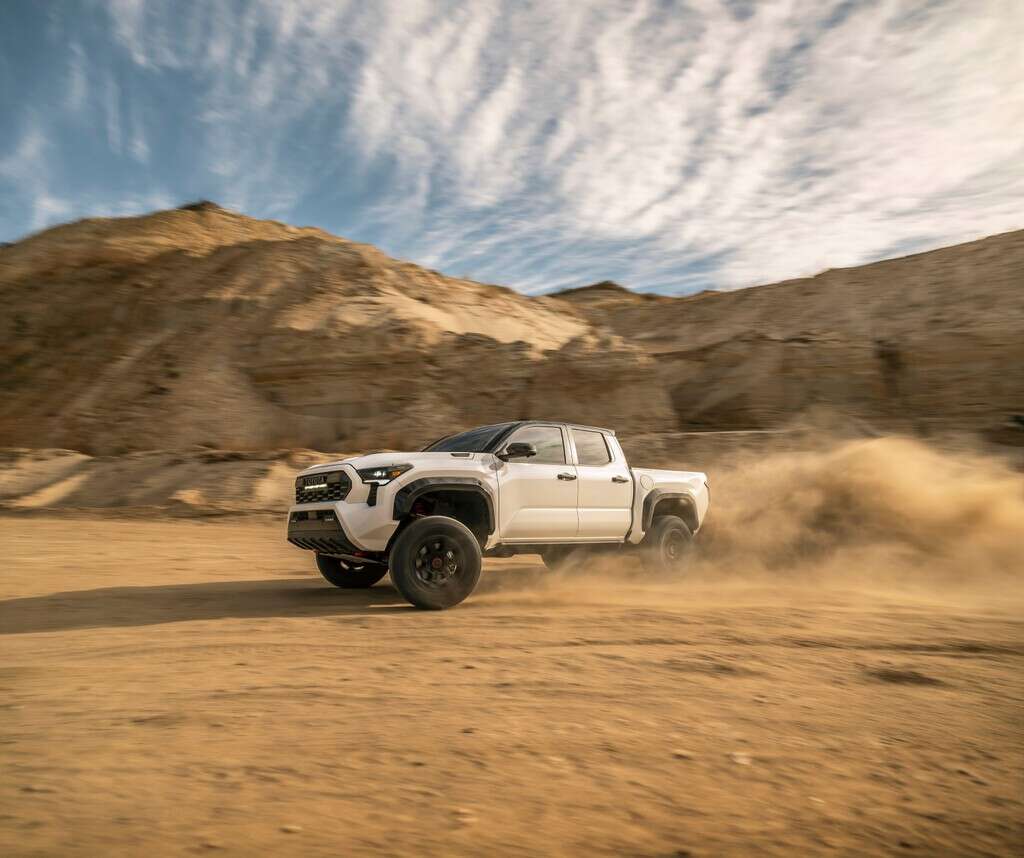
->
1 205 1021 454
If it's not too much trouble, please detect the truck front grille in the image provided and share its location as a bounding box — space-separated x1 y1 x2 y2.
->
295 470 352 504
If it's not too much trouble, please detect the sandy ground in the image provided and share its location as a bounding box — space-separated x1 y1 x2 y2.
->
1 516 1022 857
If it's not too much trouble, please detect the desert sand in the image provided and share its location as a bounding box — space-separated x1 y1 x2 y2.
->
3 438 1022 857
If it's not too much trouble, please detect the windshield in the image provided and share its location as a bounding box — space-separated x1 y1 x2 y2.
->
422 423 516 453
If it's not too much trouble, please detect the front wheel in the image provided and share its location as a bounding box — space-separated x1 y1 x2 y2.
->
641 515 693 572
389 516 482 609
316 554 388 588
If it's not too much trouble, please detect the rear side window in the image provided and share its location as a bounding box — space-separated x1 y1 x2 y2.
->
572 429 612 466
504 425 566 464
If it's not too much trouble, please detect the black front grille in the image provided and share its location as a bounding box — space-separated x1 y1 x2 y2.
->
295 470 352 504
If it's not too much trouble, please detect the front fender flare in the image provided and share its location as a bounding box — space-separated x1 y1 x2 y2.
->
392 477 496 534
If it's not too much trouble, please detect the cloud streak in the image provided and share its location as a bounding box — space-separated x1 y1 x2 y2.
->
0 0 1021 293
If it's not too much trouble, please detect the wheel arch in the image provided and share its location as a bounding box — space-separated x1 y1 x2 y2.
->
391 477 496 548
642 490 699 535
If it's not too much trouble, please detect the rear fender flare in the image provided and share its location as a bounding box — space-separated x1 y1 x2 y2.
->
641 490 698 534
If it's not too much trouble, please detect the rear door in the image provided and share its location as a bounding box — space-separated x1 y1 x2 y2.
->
495 424 579 541
571 428 633 539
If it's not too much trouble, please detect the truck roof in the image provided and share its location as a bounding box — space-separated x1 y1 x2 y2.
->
423 420 618 454
515 419 616 436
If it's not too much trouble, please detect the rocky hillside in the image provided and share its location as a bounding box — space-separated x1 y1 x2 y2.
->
1 203 1021 454
559 232 1024 438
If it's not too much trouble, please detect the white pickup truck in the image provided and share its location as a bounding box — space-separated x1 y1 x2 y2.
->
287 421 709 609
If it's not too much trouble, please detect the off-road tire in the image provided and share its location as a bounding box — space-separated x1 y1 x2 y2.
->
389 516 482 609
641 515 693 572
316 554 388 588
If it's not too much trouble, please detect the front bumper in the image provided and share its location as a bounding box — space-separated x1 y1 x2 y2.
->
288 461 404 552
287 509 361 554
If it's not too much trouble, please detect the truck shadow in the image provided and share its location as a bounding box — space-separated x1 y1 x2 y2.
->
0 565 551 635
0 577 415 635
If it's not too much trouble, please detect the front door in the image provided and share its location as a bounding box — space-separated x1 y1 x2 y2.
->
495 425 579 541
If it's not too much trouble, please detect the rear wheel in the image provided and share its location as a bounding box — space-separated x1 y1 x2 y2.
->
641 515 693 572
316 554 388 588
389 516 482 609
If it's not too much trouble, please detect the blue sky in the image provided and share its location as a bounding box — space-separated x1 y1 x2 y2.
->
1 0 1021 294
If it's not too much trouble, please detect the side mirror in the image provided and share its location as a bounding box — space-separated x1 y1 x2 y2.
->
498 442 538 461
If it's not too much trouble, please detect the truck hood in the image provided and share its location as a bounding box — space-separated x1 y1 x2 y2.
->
300 451 487 475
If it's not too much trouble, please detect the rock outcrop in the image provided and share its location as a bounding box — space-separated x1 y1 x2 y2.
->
1 204 1021 454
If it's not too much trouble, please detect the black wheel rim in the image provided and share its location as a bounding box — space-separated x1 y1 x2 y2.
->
413 535 463 587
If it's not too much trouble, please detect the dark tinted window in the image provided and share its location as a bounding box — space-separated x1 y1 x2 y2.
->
503 425 565 464
572 429 611 466
424 423 514 453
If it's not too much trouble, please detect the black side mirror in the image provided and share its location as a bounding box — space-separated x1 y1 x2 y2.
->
498 442 538 461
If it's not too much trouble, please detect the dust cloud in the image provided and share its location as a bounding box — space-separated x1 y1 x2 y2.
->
484 436 1024 606
697 436 1024 583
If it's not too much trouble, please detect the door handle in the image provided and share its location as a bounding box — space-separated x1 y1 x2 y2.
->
557 473 577 481
611 475 629 483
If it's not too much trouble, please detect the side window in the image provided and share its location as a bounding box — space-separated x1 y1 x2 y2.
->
572 429 612 466
504 425 566 464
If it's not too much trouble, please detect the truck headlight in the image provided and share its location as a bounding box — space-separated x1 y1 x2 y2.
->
356 464 413 485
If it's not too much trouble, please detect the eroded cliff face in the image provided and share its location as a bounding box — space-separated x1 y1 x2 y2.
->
556 231 1024 438
1 203 1021 454
0 204 673 453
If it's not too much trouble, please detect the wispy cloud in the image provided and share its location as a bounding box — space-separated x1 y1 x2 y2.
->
66 42 88 111
104 73 122 154
1 0 1021 292
0 121 74 230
